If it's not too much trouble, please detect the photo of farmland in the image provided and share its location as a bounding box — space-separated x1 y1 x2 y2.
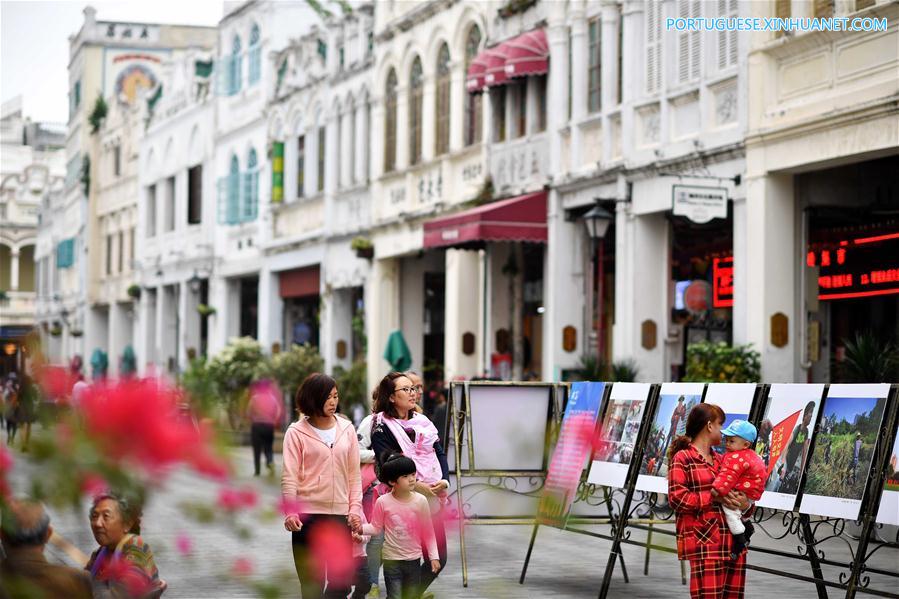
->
803 396 886 501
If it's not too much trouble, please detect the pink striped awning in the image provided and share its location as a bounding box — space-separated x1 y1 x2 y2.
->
423 190 548 249
483 46 510 88
466 53 489 93
503 28 548 78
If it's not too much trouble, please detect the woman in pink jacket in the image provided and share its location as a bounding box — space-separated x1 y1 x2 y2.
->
282 373 364 598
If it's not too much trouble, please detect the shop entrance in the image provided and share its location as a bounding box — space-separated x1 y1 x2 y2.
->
669 210 733 381
802 156 899 383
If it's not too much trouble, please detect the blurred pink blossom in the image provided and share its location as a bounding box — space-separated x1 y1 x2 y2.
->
80 474 109 497
217 486 258 512
175 533 193 556
231 557 254 577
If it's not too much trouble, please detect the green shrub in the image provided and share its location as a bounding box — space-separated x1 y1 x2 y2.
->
206 337 270 429
333 360 368 414
837 331 899 383
684 341 760 383
269 343 324 399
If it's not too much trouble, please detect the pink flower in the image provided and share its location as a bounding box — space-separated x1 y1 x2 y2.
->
80 474 109 497
0 445 12 501
217 486 258 512
308 520 356 586
175 533 193 557
231 557 253 577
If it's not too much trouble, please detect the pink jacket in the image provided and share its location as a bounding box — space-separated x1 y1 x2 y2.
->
280 416 363 519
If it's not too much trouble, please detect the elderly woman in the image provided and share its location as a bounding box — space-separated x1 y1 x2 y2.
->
86 493 163 598
370 372 450 599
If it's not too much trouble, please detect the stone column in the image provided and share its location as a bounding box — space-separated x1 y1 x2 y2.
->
612 198 634 361
9 248 19 290
340 108 353 188
449 60 465 152
547 4 570 175
207 275 229 357
421 73 436 163
617 0 643 161
630 212 668 382
370 99 384 181
365 257 400 391
354 100 368 184
444 249 482 381
569 0 588 169
396 87 410 170
745 172 797 382
600 1 619 112
543 192 588 380
257 267 282 356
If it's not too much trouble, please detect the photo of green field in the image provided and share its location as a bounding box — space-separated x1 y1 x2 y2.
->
803 396 886 501
884 427 899 493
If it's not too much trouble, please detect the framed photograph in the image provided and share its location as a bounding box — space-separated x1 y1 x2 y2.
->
635 382 705 494
466 383 555 472
755 384 825 511
876 422 899 526
705 383 759 456
587 383 653 489
539 382 607 525
798 384 890 520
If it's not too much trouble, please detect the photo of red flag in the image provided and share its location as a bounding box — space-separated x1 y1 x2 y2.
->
767 410 801 476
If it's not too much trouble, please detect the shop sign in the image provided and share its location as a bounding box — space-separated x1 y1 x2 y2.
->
713 257 734 308
672 185 728 224
811 233 899 301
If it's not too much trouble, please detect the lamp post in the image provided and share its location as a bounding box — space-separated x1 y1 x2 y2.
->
188 271 202 294
583 203 613 365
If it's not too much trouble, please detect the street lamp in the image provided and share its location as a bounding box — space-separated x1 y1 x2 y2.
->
582 203 614 365
188 271 202 294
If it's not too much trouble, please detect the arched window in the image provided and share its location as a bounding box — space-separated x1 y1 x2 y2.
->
245 148 258 221
464 25 483 146
435 43 451 155
408 57 423 165
384 69 398 172
248 24 261 85
229 35 243 95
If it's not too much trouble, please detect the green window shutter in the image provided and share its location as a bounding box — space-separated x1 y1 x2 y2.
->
56 239 75 269
271 142 284 203
195 60 214 78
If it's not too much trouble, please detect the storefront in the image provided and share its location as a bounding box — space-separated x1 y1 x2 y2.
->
423 189 547 382
279 265 320 350
800 156 899 383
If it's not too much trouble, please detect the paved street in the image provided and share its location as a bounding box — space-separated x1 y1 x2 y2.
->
9 447 898 598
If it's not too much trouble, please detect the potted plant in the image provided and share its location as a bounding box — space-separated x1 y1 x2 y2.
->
49 324 63 337
351 236 374 259
70 328 84 338
197 304 217 318
127 284 142 300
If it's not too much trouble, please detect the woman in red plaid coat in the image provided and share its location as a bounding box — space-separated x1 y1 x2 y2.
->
668 403 754 599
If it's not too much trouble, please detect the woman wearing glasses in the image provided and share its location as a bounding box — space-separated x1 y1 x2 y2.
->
370 372 450 598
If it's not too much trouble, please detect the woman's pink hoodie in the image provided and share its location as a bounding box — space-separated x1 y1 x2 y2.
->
280 416 363 518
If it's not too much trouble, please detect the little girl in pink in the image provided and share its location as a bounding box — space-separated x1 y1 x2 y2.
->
363 454 440 599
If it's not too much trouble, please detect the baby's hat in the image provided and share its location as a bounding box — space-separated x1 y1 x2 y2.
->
721 420 757 444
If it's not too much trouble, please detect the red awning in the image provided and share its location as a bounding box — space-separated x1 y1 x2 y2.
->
279 265 320 298
504 28 548 78
466 53 488 93
423 190 547 249
483 46 509 88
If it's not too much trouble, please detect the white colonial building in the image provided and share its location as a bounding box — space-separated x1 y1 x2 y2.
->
207 0 320 359
744 0 898 383
50 6 216 379
264 3 375 373
366 0 496 389
2 98 65 376
137 48 218 375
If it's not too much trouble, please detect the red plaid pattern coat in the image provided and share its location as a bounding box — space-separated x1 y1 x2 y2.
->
668 445 735 562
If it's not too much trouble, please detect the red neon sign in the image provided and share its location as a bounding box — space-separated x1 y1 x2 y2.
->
713 257 734 308
812 232 899 301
